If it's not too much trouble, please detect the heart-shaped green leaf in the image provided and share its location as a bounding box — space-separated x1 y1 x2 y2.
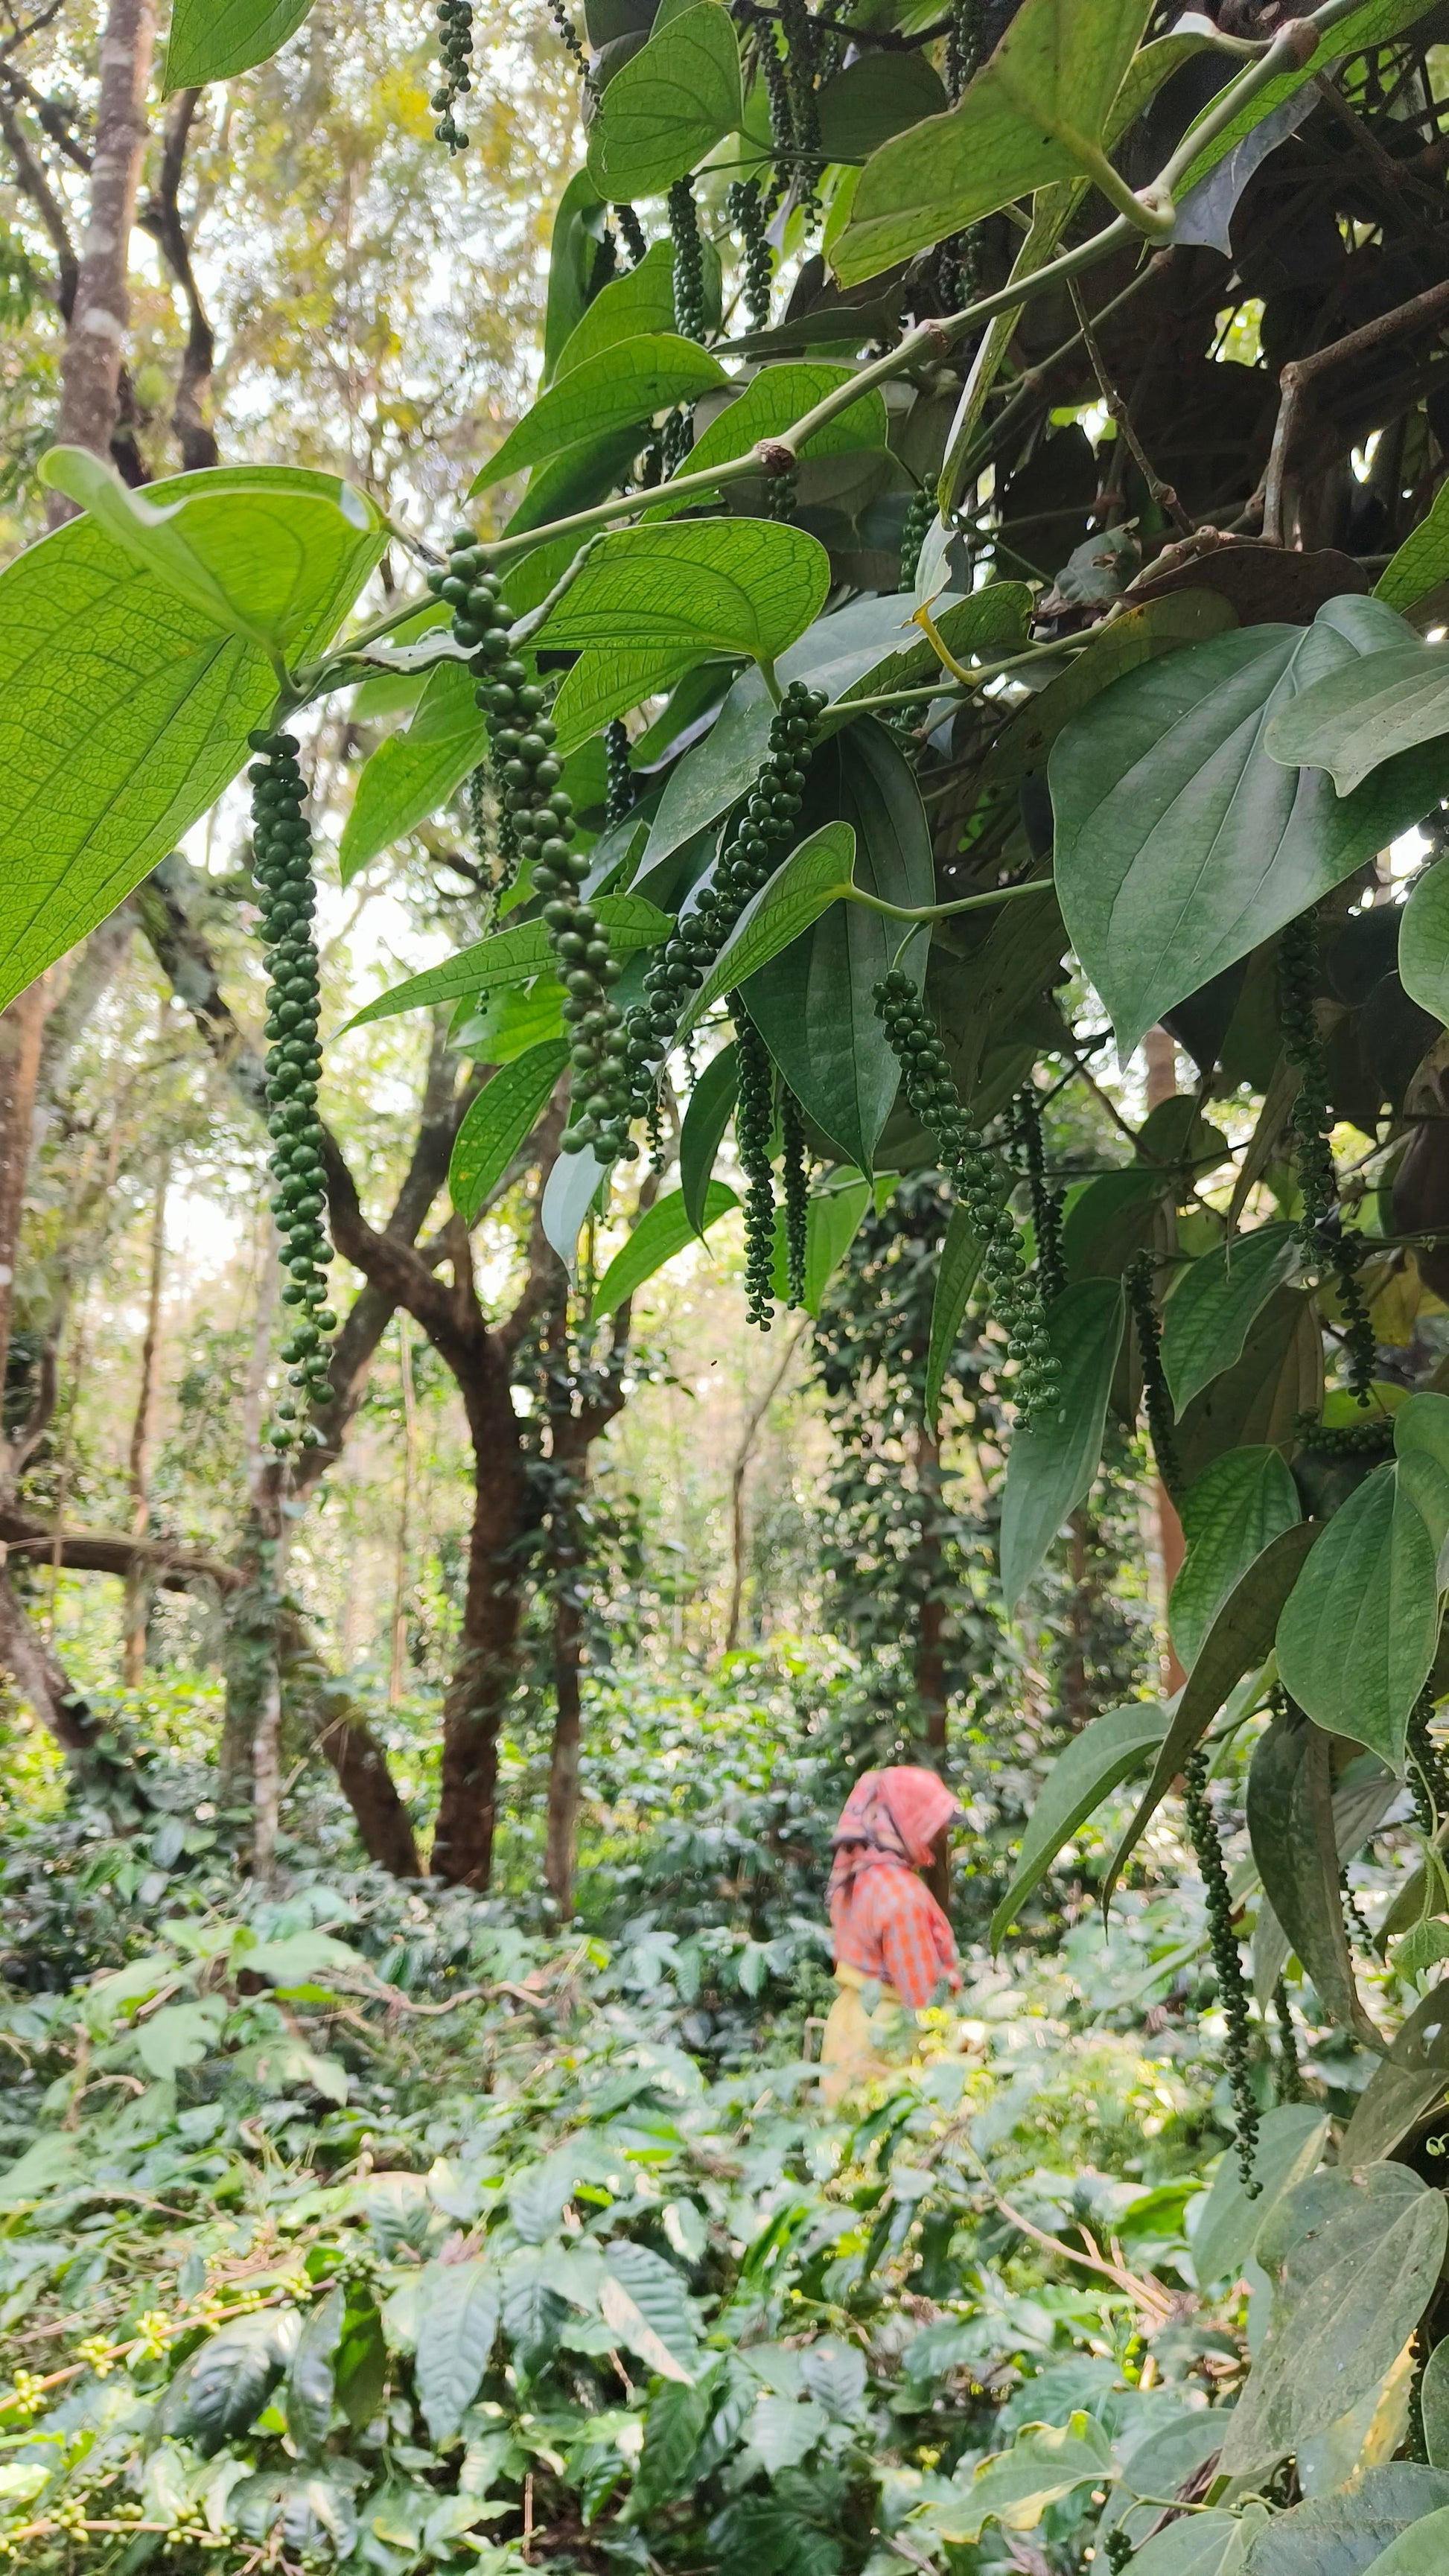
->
448 1042 570 1222
832 0 1154 288
1265 634 1449 795
679 1042 738 1235
343 894 673 1030
551 240 681 380
1050 597 1449 1055
593 1182 736 1318
678 820 857 1040
1160 1223 1302 1416
165 0 313 87
989 1697 1168 1951
471 335 727 493
585 2 743 199
1169 1446 1301 1673
546 520 832 756
999 1278 1126 1607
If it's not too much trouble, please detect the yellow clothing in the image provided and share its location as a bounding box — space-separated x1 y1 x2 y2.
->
820 1961 916 2110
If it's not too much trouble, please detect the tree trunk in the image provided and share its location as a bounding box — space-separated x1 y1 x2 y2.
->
46 0 157 518
0 1560 102 1756
545 1575 584 1919
388 1317 417 1708
0 981 48 1476
430 1403 529 1887
122 1153 168 1683
283 1625 421 1878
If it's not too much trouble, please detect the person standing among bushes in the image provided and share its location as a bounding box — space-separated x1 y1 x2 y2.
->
821 1765 962 2106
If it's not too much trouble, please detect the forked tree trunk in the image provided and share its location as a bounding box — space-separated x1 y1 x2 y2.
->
430 1371 532 1889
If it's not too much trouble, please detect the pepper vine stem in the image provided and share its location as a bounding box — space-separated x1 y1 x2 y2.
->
304 0 1354 692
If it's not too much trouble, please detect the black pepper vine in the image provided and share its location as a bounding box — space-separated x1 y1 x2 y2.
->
249 729 337 1453
604 718 633 830
873 967 1058 1424
428 529 631 1161
782 1088 809 1307
431 0 474 151
1183 1744 1261 2196
736 1000 777 1330
1126 1248 1183 1501
728 177 773 332
625 680 827 1106
1019 1084 1065 1307
1273 1977 1305 2105
1278 909 1376 1405
898 485 935 592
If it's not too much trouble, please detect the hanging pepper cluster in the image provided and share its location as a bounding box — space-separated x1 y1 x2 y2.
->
249 730 337 1452
430 0 474 151
782 1089 809 1308
1126 1248 1182 1499
625 680 827 1107
898 486 935 592
429 531 628 1160
728 178 774 331
735 1002 780 1329
1019 1085 1065 1307
873 968 1058 1423
1183 1744 1261 2195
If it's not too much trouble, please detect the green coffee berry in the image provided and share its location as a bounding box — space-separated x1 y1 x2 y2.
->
873 967 1059 1425
1126 1249 1182 1502
431 0 473 150
735 1001 777 1332
1184 1745 1261 2196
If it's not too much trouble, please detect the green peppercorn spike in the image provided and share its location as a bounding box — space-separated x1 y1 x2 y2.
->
734 999 778 1333
1184 1744 1261 2196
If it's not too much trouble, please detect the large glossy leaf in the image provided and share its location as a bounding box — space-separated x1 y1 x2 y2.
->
339 662 487 881
1106 1522 1319 1902
680 1043 738 1235
742 724 933 1171
156 2310 300 2457
471 336 727 493
1265 630 1449 794
1191 2103 1329 2288
817 51 947 158
165 0 313 85
797 1174 872 1316
999 1281 1125 1607
1169 1446 1302 1673
286 2286 345 2462
988 1698 1168 1951
1220 2163 1446 2475
415 2261 500 2443
552 242 679 380
679 823 857 1039
929 2414 1113 2546
547 520 832 756
925 1199 990 1429
979 591 1239 799
344 896 672 1030
0 465 380 1015
647 365 888 524
542 170 605 383
1176 1285 1322 1485
593 1182 736 1317
585 3 742 198
1399 860 1449 1024
1242 2468 1449 2576
1247 1710 1383 2047
1160 1225 1301 1417
1377 475 1449 614
1357 2511 1449 2575
640 587 1031 883
1275 1447 1442 1775
1130 2516 1254 2576
448 1043 570 1222
41 450 384 654
1341 1988 1449 2169
601 2242 698 2382
832 0 1154 287
1050 599 1449 1056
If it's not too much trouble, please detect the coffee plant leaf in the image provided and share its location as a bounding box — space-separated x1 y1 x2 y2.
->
285 2286 345 2463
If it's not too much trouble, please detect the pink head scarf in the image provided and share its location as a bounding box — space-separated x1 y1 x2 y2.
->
827 1765 961 1902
